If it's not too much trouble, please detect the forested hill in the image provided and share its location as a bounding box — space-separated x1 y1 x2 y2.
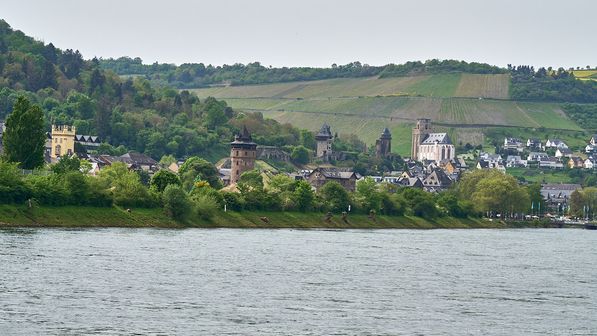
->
0 19 312 161
99 57 507 88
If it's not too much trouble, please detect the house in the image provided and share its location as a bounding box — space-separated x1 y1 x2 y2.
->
545 139 568 149
527 138 542 149
506 155 527 168
584 158 595 169
568 156 584 169
422 169 453 192
540 183 582 213
306 167 358 192
398 176 424 188
538 157 563 169
504 137 524 152
527 152 549 162
585 144 596 153
590 134 597 146
119 152 159 172
477 159 506 172
555 147 573 158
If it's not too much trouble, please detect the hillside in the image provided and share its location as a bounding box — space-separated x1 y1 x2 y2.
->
191 75 582 155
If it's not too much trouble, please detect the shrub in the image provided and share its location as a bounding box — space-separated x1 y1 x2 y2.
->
162 184 192 221
193 194 218 220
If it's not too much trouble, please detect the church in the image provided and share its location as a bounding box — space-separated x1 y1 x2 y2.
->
411 118 455 162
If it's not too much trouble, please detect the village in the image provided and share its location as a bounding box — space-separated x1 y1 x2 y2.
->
2 117 593 218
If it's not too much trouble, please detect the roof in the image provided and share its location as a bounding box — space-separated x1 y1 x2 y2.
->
316 123 333 140
231 125 257 146
477 160 490 168
380 127 392 139
423 169 453 187
120 152 158 166
541 183 582 191
75 134 100 143
421 133 452 145
310 167 356 180
557 148 573 154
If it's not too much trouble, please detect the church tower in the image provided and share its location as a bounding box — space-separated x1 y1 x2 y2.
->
315 122 333 160
375 128 392 159
411 118 431 160
230 125 257 184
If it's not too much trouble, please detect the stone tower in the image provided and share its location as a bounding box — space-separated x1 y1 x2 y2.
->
315 122 333 160
230 125 257 184
375 128 392 159
50 124 76 158
411 118 431 160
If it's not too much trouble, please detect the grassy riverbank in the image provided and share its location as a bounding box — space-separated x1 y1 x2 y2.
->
0 205 542 229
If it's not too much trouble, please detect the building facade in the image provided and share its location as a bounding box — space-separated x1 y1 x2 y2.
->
230 126 257 184
49 124 76 158
411 119 455 162
375 128 392 159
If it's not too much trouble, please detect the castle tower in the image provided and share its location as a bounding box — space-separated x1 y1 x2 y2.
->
230 125 257 184
315 122 333 160
411 118 431 160
50 124 76 158
375 128 392 159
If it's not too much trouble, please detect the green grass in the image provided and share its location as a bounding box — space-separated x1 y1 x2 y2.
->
0 204 521 229
506 168 574 184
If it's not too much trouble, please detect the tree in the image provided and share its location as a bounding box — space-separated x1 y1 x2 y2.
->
51 156 81 175
178 156 223 190
470 173 530 216
291 146 310 164
162 184 192 221
2 96 46 169
293 180 314 211
355 177 382 212
319 181 350 212
150 169 181 192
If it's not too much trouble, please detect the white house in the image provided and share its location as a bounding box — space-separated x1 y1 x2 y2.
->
539 157 563 169
504 137 524 152
545 139 568 149
584 158 595 169
527 138 542 149
506 155 527 168
527 152 549 162
555 148 573 158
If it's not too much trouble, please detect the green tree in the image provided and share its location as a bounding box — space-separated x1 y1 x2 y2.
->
162 184 192 221
3 96 46 169
291 146 310 164
150 169 181 192
178 156 223 190
0 161 31 203
355 177 382 212
51 156 81 175
319 181 350 213
293 180 314 211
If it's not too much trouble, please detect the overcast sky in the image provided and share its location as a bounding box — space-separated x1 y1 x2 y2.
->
3 0 596 68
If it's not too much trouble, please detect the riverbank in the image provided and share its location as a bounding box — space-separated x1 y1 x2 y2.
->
0 204 545 229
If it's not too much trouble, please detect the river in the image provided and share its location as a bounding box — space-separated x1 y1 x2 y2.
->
0 228 596 335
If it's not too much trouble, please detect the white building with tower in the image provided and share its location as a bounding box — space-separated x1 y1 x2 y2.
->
411 118 455 162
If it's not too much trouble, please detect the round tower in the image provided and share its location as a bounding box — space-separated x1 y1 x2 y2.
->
230 125 257 184
315 122 333 160
376 127 392 158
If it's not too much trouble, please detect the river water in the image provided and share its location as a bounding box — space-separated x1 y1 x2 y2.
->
0 228 596 335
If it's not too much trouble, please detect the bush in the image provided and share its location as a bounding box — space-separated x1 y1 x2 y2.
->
0 161 32 204
221 191 245 211
193 194 218 220
162 184 192 221
150 169 181 192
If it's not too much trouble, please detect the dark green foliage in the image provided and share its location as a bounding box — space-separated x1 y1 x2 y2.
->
222 191 245 211
51 156 81 175
380 59 506 77
150 169 181 192
0 161 31 203
291 146 310 164
178 157 223 190
293 180 314 211
3 96 46 169
510 65 597 103
162 184 192 221
319 181 351 213
562 104 597 129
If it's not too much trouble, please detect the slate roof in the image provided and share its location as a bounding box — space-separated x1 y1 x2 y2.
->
421 133 452 145
120 152 158 166
380 127 392 139
316 123 333 140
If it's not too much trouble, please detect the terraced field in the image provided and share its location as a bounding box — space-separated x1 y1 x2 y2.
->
191 75 583 156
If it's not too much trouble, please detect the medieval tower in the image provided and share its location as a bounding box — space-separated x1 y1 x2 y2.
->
50 124 76 158
315 122 333 160
375 128 392 159
230 125 257 184
411 118 431 159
